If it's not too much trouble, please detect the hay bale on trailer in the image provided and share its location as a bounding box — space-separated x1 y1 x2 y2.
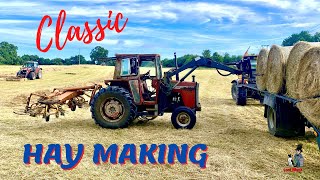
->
286 41 320 98
256 48 269 90
296 47 320 128
266 45 292 94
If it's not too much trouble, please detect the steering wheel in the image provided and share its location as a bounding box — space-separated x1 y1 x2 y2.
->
141 70 151 81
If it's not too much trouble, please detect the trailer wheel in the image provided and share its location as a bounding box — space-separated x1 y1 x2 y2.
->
231 82 237 101
267 106 282 136
236 87 247 106
90 86 137 129
28 72 36 80
171 106 196 129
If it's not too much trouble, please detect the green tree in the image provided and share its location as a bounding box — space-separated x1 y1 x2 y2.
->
212 52 223 62
223 53 231 63
52 58 63 65
21 55 40 63
313 32 320 42
0 56 6 64
0 41 19 65
202 49 211 58
90 46 108 64
38 57 51 65
282 31 314 46
64 55 88 65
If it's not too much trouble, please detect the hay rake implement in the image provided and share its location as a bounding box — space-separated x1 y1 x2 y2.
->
14 84 102 121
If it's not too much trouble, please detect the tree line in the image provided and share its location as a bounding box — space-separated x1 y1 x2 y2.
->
162 51 242 67
0 30 316 66
0 42 109 65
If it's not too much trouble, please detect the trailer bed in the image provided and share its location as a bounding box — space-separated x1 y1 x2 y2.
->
237 83 320 150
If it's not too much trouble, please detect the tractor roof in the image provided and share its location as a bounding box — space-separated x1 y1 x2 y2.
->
115 54 160 61
25 61 38 63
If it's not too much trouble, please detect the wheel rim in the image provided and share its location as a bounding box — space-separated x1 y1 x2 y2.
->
101 98 124 122
268 107 275 129
176 112 191 127
38 72 42 78
232 84 237 99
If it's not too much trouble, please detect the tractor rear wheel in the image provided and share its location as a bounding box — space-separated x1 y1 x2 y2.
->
90 86 137 129
171 106 196 129
28 72 36 80
37 70 42 79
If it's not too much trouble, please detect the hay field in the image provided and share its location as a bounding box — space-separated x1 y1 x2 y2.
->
0 65 319 179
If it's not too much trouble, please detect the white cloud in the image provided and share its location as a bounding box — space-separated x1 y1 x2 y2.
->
235 0 292 9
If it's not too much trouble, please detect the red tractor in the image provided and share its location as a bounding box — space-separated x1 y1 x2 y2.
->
17 61 42 80
90 54 241 129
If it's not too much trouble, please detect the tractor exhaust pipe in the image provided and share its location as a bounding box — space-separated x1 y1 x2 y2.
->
174 52 179 81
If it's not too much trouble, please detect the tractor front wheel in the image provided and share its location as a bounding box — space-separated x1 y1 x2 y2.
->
236 86 247 106
90 86 137 129
28 72 36 80
171 106 196 129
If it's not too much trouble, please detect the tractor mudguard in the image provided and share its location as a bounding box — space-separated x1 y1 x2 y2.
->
231 80 237 84
263 93 276 109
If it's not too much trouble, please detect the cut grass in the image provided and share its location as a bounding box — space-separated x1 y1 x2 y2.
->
0 65 319 179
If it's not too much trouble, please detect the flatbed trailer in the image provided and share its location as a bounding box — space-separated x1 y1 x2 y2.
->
236 83 320 150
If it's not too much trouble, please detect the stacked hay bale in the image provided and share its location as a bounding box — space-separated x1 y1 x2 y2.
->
256 48 269 90
266 45 292 94
294 47 320 128
286 42 320 98
256 42 320 128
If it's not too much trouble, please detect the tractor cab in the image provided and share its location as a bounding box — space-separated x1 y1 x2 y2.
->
106 54 163 105
23 61 38 68
113 54 162 80
243 55 257 81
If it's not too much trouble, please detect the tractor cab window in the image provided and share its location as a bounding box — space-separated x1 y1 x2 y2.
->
24 62 34 68
140 60 156 76
121 58 131 76
121 58 139 76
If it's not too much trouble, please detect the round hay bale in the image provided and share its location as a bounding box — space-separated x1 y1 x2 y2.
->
266 45 292 94
296 47 320 128
256 48 269 90
286 41 320 98
297 99 320 128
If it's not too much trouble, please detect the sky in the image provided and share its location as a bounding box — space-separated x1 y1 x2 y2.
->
0 0 320 60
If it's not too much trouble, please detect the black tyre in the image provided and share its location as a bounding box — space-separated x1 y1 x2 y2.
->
28 72 36 80
171 106 196 129
231 82 237 101
37 70 42 79
90 86 137 129
236 87 247 106
267 106 281 136
71 102 76 111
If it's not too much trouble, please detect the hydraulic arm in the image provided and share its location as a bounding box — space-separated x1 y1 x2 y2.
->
163 57 242 87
